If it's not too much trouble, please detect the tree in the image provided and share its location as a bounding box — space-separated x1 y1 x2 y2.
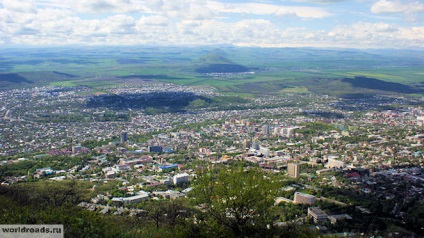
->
145 200 167 230
190 165 280 237
0 164 8 181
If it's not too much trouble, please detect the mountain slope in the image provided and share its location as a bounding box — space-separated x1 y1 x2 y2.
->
194 53 249 73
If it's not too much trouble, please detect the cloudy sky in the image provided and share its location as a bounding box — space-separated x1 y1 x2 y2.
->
1 0 423 48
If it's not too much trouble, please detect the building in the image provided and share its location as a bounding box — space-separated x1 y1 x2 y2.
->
34 167 54 178
326 158 345 169
159 164 178 172
259 146 271 157
121 131 128 143
294 192 315 205
173 173 189 185
281 127 295 138
262 125 270 135
72 145 82 154
243 140 251 149
308 207 328 223
328 214 352 224
111 192 149 205
105 170 116 179
251 142 260 150
417 116 424 127
287 163 300 178
148 146 163 153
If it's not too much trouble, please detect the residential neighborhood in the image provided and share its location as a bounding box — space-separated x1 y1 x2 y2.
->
1 83 424 236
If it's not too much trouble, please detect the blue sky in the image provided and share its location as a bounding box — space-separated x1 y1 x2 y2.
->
0 0 423 48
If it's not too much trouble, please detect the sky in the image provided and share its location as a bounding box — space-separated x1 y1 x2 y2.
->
0 0 424 49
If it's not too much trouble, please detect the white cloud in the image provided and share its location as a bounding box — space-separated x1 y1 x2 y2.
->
60 0 215 20
137 15 169 27
371 0 424 22
399 26 424 41
371 0 424 14
143 0 215 20
64 0 148 13
325 22 424 48
208 1 331 18
294 0 346 3
1 0 36 13
72 15 136 37
57 0 329 19
0 1 423 48
171 19 281 45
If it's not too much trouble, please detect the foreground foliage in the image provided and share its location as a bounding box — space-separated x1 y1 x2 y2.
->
0 175 318 237
190 166 280 237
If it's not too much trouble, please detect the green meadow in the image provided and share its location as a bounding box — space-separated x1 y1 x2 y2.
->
1 46 423 97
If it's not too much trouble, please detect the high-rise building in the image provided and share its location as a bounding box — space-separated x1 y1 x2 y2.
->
243 140 251 149
262 125 270 135
121 131 128 143
287 163 300 178
281 127 295 138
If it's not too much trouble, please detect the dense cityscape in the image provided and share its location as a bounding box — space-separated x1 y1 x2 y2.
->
1 82 424 237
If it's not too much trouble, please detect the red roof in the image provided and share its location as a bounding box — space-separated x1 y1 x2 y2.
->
346 172 360 178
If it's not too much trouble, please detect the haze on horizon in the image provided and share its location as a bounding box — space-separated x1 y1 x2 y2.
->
0 0 424 49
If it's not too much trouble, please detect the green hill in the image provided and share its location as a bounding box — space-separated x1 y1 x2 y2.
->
194 53 249 73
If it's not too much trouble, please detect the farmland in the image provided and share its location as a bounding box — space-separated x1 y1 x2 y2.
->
1 46 424 98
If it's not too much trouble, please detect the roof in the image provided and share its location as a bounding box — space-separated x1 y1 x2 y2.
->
346 172 360 178
160 164 178 169
308 207 328 219
295 192 315 198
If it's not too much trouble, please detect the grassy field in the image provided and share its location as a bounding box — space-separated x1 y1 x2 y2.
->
1 46 423 97
332 68 424 84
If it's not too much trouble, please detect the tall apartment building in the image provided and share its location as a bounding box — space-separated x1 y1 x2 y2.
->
281 127 295 138
287 163 300 178
121 131 128 143
262 125 270 135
